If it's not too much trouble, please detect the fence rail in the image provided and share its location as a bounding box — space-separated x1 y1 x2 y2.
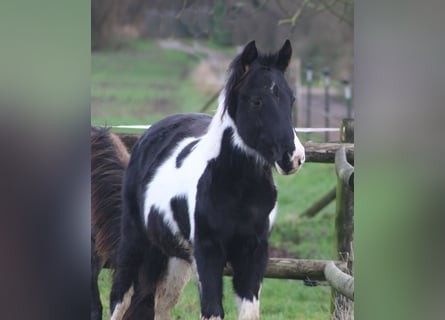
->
116 133 354 164
224 258 347 281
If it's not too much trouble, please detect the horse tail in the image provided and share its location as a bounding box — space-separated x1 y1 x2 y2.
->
91 126 129 270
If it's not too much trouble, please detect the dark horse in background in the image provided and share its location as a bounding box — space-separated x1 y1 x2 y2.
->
110 40 305 320
91 126 130 320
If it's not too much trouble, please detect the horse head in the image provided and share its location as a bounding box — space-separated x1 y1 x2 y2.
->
224 40 305 175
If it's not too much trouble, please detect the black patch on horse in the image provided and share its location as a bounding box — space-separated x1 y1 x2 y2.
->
130 114 211 193
195 128 276 240
176 139 199 168
171 196 191 239
146 207 191 261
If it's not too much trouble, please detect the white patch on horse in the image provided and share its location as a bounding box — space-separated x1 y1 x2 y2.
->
143 137 204 240
230 122 268 166
236 296 260 320
292 129 305 164
270 81 276 93
110 285 134 320
268 201 278 231
219 93 268 166
155 258 192 320
274 130 305 175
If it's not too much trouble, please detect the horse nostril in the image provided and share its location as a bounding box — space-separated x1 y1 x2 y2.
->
298 158 302 166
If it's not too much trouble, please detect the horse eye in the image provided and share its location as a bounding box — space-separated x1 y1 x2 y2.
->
250 97 262 108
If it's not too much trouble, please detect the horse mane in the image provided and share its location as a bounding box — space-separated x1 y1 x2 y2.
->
223 49 282 116
91 126 129 269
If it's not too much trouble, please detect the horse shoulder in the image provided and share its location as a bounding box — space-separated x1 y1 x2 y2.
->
142 135 211 243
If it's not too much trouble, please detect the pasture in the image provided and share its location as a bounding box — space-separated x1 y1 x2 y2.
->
92 39 337 319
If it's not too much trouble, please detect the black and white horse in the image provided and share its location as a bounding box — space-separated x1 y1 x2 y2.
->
110 40 305 320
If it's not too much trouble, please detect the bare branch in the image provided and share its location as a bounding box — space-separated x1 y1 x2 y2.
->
278 0 311 26
277 0 353 28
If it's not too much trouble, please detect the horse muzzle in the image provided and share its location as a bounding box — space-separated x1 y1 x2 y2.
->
274 133 305 175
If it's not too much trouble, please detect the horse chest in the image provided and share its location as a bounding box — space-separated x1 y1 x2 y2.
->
195 160 277 239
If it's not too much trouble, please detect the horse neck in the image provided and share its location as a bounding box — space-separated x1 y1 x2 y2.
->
200 93 268 171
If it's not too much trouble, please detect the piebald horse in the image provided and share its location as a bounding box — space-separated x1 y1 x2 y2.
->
110 40 305 320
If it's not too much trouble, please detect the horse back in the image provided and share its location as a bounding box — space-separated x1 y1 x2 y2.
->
128 113 211 184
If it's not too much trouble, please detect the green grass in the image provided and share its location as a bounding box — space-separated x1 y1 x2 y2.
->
93 39 338 319
98 270 331 320
92 39 213 126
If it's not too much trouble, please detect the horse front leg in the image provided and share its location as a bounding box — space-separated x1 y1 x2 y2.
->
229 236 268 320
194 238 227 320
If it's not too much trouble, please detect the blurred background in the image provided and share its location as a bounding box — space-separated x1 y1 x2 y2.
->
92 0 353 142
91 1 354 319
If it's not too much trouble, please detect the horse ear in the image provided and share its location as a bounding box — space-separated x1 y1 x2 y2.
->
276 40 292 72
241 40 258 71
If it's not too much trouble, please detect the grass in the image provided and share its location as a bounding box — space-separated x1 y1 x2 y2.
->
91 39 213 127
93 38 338 319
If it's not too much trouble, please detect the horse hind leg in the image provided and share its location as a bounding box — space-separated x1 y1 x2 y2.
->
109 238 140 320
120 253 193 320
110 285 134 320
109 209 146 318
121 243 172 320
154 257 192 320
111 242 164 320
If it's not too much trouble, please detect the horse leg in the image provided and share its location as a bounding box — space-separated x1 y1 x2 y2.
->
91 241 102 320
119 242 173 320
109 195 146 320
109 231 141 320
154 257 192 320
194 238 226 320
229 236 268 320
121 287 152 320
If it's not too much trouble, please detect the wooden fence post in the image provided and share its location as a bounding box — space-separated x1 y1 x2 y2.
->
331 119 354 319
340 118 354 144
335 145 354 271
